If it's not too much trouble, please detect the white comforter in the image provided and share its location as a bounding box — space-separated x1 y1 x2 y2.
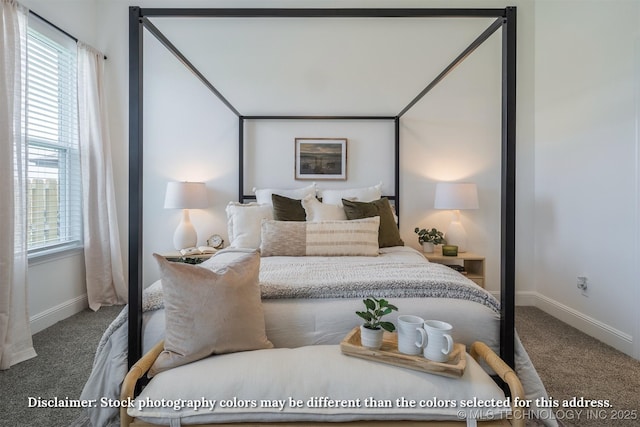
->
75 247 556 427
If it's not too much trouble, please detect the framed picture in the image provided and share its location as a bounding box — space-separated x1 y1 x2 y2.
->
295 138 347 180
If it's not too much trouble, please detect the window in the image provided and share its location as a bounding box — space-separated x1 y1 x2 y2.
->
25 20 82 256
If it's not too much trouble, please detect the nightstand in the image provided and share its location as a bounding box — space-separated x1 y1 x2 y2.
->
423 251 485 288
160 251 215 264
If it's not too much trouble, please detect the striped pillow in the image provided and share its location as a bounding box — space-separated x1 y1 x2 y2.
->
260 217 380 257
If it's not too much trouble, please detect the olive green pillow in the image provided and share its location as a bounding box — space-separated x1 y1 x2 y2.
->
271 193 306 221
342 197 404 248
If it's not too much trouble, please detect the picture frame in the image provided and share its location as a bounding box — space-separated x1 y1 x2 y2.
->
295 138 347 180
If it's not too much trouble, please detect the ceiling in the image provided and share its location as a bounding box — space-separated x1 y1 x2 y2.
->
146 15 501 116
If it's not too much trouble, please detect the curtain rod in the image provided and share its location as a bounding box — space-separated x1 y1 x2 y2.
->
29 10 107 60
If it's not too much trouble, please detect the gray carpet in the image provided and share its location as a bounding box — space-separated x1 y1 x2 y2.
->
0 305 123 427
0 305 638 427
515 306 640 427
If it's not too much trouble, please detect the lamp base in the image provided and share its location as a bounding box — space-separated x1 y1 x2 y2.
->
173 209 197 250
445 220 468 253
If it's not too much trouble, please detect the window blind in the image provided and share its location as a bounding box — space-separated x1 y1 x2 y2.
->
25 24 82 253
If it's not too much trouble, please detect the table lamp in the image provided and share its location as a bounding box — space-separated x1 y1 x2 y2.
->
434 182 478 253
164 181 208 250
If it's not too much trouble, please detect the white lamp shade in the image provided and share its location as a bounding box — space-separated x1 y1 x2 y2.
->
164 181 208 209
434 182 478 253
434 182 479 210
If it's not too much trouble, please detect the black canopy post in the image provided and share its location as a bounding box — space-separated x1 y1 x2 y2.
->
139 8 508 19
500 6 517 369
239 116 245 202
128 6 518 373
128 6 144 369
395 117 401 222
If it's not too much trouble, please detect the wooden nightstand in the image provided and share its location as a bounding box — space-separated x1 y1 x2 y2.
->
423 251 485 288
160 251 215 264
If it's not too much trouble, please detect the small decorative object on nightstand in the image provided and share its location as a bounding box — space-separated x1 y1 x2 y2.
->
206 234 224 249
414 227 445 253
161 251 213 264
160 247 216 264
441 245 458 256
423 251 485 288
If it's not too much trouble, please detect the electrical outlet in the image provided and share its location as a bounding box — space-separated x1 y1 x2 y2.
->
577 276 588 297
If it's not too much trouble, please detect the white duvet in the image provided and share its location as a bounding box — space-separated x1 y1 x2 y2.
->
74 247 556 427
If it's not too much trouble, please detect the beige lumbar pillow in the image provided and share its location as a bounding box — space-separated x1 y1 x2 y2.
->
150 252 273 377
260 216 380 257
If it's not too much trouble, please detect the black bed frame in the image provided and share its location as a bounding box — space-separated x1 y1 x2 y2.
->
128 6 517 370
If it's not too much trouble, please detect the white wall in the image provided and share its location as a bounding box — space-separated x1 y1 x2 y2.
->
533 0 640 356
28 252 87 333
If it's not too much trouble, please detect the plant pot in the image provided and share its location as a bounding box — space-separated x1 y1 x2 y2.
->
422 242 434 253
360 325 384 349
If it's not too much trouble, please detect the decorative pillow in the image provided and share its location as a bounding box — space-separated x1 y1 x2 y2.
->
271 194 306 221
260 217 380 257
150 252 273 377
342 197 404 248
226 202 273 249
254 183 316 205
301 195 347 221
319 182 382 207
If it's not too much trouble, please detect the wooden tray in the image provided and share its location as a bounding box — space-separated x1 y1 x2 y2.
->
340 327 466 378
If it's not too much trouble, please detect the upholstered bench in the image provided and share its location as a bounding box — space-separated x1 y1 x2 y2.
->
121 342 524 427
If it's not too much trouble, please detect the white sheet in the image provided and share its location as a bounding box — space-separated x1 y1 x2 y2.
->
77 247 556 427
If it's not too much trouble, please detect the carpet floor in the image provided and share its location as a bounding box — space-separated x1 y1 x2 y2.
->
0 305 123 427
515 306 640 426
0 305 638 427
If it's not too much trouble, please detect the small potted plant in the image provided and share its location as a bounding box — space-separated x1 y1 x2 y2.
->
356 297 398 349
414 227 445 253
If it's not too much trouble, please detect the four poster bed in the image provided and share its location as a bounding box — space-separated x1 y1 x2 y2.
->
77 6 557 427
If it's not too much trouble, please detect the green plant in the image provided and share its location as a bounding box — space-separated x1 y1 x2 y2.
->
414 227 445 245
356 298 398 332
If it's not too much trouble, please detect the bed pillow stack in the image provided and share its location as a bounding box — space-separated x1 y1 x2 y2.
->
226 183 404 252
150 251 273 376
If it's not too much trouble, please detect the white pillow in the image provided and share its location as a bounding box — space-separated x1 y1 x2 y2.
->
226 202 273 249
301 195 347 221
319 182 382 207
254 183 316 205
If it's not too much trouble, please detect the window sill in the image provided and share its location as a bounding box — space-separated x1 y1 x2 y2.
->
28 244 83 266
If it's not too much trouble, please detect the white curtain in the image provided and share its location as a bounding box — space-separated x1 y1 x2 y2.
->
0 0 36 370
77 43 127 310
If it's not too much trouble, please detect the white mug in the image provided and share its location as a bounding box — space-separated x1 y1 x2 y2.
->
416 320 454 362
397 315 425 355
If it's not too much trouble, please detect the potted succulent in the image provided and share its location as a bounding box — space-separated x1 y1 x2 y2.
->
356 297 398 349
414 227 445 253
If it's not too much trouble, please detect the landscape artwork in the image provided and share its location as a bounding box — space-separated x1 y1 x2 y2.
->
295 138 347 180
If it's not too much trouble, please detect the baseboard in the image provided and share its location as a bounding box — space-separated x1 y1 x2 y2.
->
511 291 634 356
29 294 88 334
